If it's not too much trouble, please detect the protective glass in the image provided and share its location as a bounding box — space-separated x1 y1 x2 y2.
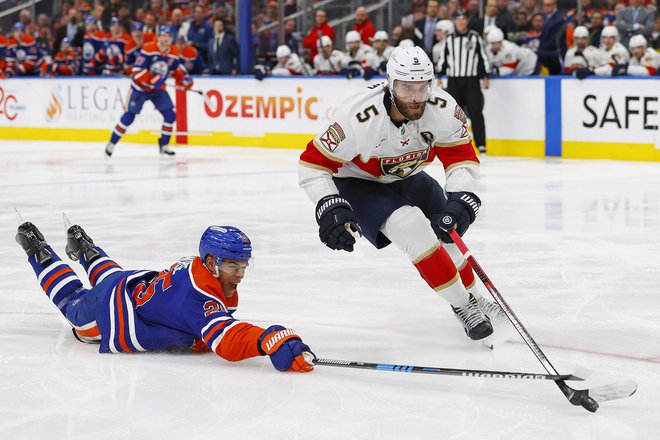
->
392 80 432 103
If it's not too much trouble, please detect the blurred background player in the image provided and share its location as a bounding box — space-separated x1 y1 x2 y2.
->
486 27 538 75
105 24 193 157
124 22 146 73
0 29 8 78
15 220 314 373
271 44 312 75
81 16 106 76
371 31 394 74
6 22 40 76
565 26 600 76
432 20 454 65
593 26 630 76
617 35 660 76
50 37 80 76
314 35 347 75
176 34 208 75
343 30 378 79
102 17 131 76
299 46 507 343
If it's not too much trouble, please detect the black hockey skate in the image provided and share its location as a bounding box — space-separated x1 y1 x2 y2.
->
16 222 52 264
452 294 493 340
65 225 100 263
158 138 175 156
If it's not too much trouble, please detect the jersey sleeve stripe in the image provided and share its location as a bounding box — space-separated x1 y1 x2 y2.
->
445 160 480 172
312 138 348 163
433 138 472 148
123 274 147 351
108 287 118 353
201 315 233 335
203 320 234 346
210 320 241 353
114 278 133 353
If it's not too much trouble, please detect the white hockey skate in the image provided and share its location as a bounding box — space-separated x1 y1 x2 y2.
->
159 144 175 156
452 294 493 340
474 294 516 349
105 142 115 157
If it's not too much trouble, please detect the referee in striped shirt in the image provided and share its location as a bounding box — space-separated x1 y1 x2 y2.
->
437 10 490 154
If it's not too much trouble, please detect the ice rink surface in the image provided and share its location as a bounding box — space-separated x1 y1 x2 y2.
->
0 141 658 440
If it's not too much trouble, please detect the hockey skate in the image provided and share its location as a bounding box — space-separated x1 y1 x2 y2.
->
475 294 516 349
65 224 100 263
16 222 52 264
452 294 493 340
158 139 175 156
105 142 115 157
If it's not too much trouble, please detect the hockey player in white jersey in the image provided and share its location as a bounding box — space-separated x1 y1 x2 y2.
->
344 30 379 79
314 35 349 75
485 27 538 76
371 30 394 73
593 26 630 76
564 26 600 76
299 46 507 342
432 20 454 64
271 45 313 76
622 35 660 76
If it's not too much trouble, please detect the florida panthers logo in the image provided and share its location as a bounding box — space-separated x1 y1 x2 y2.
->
380 148 430 178
149 60 169 77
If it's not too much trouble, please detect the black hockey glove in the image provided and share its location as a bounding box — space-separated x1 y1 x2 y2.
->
433 192 481 243
316 195 362 252
612 63 628 77
363 68 376 80
574 67 594 80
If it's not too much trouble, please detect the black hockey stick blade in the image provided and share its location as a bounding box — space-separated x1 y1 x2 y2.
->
312 358 584 381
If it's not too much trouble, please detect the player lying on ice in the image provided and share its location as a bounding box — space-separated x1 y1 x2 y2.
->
299 45 507 342
15 220 314 372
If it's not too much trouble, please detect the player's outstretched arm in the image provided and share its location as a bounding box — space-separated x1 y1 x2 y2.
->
258 326 315 372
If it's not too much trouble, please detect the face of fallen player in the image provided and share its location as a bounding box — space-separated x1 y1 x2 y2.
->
205 256 247 296
392 80 431 121
158 32 173 48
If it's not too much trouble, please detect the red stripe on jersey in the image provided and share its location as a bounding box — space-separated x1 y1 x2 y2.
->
414 246 459 290
42 267 74 291
216 323 265 361
90 262 119 285
202 320 231 345
502 60 520 69
434 142 479 171
115 279 132 353
299 140 344 173
647 66 657 75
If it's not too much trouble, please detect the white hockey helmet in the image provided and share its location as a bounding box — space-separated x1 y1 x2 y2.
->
372 30 389 42
436 19 455 34
386 46 434 93
486 27 504 43
276 45 291 59
317 35 333 48
573 26 589 39
398 39 415 48
601 26 618 39
629 34 647 49
484 24 499 37
346 30 361 44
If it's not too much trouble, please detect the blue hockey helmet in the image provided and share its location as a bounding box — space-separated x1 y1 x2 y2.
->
158 24 174 36
110 16 120 26
199 226 252 266
85 16 98 26
12 22 26 33
131 21 144 32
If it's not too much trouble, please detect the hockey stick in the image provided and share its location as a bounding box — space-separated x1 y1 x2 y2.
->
310 357 584 381
448 229 637 412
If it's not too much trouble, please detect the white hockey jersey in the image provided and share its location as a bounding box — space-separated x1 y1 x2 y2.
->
627 48 660 76
314 50 349 75
432 40 447 64
345 44 380 71
298 82 480 204
487 40 537 75
563 45 600 71
271 53 313 76
373 45 394 67
593 42 630 76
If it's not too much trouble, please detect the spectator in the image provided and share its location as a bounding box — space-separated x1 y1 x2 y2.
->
303 9 334 63
144 13 158 34
509 11 532 45
92 3 105 30
467 0 480 21
148 0 165 23
283 19 300 54
537 0 565 74
207 18 238 75
519 0 542 22
447 0 459 18
390 25 404 46
102 0 121 28
54 8 84 55
171 8 189 41
438 3 451 20
651 16 660 50
19 9 33 34
354 6 376 46
495 0 515 36
615 0 655 47
313 35 347 75
189 5 214 61
413 0 440 56
522 12 544 52
589 11 605 47
470 0 509 38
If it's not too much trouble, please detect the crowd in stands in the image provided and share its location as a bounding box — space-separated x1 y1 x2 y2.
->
1 0 659 78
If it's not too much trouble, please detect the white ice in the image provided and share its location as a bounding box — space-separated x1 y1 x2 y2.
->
0 141 658 440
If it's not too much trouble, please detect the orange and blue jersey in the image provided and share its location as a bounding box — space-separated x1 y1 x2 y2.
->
52 49 80 76
102 32 132 74
7 34 40 75
180 44 207 74
81 30 106 75
0 34 7 74
130 42 187 91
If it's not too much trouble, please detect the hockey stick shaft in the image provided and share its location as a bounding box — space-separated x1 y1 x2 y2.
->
447 229 598 410
312 358 583 381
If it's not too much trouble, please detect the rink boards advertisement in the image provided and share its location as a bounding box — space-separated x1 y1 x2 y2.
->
0 76 658 161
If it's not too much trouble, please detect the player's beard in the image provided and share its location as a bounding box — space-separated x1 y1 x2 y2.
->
393 95 427 121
